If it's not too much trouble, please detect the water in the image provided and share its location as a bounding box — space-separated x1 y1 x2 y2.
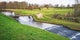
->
1 12 80 40
1 12 15 16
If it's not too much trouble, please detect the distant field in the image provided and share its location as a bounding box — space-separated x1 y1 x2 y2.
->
0 13 69 40
9 8 74 16
6 8 80 30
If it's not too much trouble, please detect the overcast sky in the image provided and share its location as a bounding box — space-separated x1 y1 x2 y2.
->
0 0 75 6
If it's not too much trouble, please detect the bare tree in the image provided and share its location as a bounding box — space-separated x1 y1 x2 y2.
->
54 4 59 8
44 4 50 9
67 4 70 8
74 0 80 17
0 2 6 10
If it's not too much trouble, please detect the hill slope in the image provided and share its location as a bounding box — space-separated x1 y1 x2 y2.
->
0 14 69 40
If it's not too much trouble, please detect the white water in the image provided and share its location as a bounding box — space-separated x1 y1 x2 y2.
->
17 16 80 40
1 12 80 40
17 16 60 29
1 12 15 16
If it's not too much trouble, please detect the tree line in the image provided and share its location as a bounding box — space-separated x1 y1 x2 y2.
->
0 1 74 10
0 1 41 10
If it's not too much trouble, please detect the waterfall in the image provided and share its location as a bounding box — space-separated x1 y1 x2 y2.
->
18 16 30 22
11 12 15 16
1 12 15 16
28 16 34 22
18 16 34 24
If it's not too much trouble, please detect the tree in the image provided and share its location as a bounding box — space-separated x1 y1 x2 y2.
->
54 4 59 8
5 1 28 9
72 4 75 8
67 4 70 8
6 1 14 9
74 0 80 17
27 4 33 10
60 4 65 8
44 4 49 9
19 2 28 9
0 2 6 10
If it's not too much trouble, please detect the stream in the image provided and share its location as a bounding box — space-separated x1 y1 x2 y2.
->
1 12 80 40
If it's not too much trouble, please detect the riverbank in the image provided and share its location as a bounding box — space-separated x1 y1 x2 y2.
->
34 16 80 31
0 13 70 40
5 8 80 30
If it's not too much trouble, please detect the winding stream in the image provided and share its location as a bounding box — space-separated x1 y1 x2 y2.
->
1 12 80 40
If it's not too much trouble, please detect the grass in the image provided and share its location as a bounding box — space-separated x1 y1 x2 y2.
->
35 16 80 30
0 13 69 40
7 8 80 30
7 8 74 16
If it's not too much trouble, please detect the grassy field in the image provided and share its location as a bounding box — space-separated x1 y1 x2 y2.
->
8 8 80 30
9 8 74 16
0 13 69 40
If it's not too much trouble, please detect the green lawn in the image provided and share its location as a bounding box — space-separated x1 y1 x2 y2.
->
0 13 69 40
7 8 80 30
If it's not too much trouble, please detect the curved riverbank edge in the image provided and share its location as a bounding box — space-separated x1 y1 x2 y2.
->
35 19 80 31
1 9 80 31
33 16 80 31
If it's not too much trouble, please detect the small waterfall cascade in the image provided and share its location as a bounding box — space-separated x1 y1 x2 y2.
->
11 12 15 16
1 12 15 16
17 16 34 24
28 16 34 22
